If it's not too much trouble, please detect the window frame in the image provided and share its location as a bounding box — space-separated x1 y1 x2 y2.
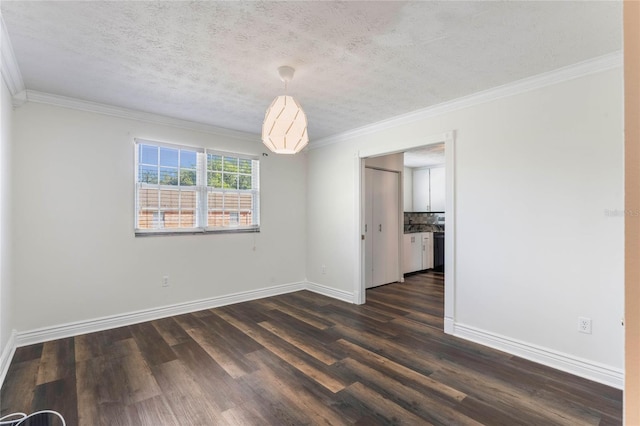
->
134 138 260 236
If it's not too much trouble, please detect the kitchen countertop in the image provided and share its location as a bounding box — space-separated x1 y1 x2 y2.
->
404 225 444 234
404 212 444 234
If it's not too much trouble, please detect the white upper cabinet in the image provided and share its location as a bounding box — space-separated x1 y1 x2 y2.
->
411 167 445 212
412 168 430 212
429 166 445 212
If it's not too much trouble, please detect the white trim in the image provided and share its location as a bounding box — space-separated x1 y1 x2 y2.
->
306 281 356 304
0 330 17 389
355 155 365 304
359 132 450 160
443 131 455 334
14 282 305 347
454 322 624 389
310 51 623 150
18 90 260 143
0 14 25 95
443 318 455 335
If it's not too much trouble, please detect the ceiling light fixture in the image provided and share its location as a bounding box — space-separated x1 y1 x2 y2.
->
262 66 308 154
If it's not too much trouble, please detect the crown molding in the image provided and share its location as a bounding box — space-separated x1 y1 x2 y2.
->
0 13 25 95
310 51 623 150
20 90 261 142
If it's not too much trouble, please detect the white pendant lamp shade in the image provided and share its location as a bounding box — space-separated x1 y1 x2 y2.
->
262 66 309 154
262 95 308 154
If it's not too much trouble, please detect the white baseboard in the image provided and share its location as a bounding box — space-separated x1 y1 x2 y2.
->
15 281 306 348
305 281 356 303
0 330 17 389
443 317 455 335
453 322 623 389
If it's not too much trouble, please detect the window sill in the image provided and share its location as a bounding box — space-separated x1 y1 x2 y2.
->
135 228 260 237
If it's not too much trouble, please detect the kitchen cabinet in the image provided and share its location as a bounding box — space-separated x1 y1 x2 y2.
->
412 168 430 212
422 233 434 270
411 167 445 212
403 232 433 273
365 168 400 288
403 233 422 273
429 167 445 212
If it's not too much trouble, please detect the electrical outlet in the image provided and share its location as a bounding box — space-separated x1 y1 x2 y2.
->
162 276 169 287
321 265 327 274
578 317 592 334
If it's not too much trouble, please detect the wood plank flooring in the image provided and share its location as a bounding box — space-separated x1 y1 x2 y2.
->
1 272 622 425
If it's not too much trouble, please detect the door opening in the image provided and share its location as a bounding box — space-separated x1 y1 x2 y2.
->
357 131 456 335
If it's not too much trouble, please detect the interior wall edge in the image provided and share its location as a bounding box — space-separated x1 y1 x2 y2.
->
454 323 624 389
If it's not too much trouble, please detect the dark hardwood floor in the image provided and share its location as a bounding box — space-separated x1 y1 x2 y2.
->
1 272 622 425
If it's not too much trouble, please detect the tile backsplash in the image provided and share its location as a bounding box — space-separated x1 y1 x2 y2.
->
404 212 445 233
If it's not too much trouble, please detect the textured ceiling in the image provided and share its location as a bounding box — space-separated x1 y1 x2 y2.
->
1 1 622 142
404 144 445 169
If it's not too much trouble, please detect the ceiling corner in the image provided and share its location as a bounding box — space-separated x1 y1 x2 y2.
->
0 13 25 95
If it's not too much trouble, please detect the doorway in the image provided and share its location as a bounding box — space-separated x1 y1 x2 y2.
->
357 131 456 335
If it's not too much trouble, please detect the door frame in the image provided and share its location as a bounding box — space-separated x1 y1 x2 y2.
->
355 130 456 334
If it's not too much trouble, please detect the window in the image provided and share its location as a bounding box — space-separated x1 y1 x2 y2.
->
135 139 260 234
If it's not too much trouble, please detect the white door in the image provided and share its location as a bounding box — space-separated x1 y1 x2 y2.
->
365 168 400 288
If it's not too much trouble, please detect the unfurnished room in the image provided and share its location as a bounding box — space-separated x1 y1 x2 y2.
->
1 1 639 425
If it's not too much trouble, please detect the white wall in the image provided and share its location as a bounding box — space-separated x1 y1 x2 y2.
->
306 68 624 377
11 102 307 332
0 78 13 356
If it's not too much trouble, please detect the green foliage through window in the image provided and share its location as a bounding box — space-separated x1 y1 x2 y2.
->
206 155 252 190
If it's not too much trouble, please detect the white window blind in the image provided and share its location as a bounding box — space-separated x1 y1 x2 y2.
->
135 139 260 235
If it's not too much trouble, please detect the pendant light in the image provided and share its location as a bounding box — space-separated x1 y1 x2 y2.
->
262 66 309 154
